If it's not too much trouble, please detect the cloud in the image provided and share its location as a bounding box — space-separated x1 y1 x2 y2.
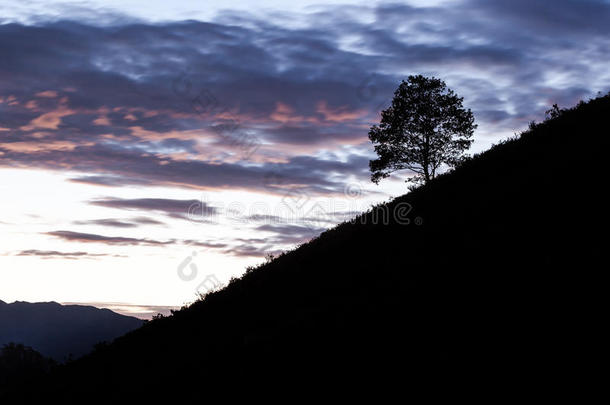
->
72 216 164 229
46 230 173 246
223 244 284 258
181 237 283 258
182 240 229 249
180 221 322 258
89 197 217 220
73 218 139 228
16 249 120 259
469 0 610 37
131 216 165 225
0 1 608 196
256 223 323 242
69 175 150 187
196 223 324 258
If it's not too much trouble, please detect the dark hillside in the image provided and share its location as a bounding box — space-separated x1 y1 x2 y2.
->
4 95 607 401
0 343 56 390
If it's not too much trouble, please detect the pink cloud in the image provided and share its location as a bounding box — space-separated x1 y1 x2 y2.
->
93 116 111 126
270 102 317 124
0 140 86 153
35 90 59 98
316 101 366 122
20 98 75 131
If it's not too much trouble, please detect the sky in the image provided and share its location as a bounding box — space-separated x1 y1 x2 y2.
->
1 0 609 319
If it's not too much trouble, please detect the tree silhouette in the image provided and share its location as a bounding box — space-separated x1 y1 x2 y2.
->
369 75 476 185
0 343 55 389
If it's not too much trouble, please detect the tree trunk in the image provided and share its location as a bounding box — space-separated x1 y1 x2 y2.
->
423 134 431 183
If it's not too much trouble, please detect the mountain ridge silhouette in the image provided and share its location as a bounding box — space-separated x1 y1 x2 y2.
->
0 300 144 361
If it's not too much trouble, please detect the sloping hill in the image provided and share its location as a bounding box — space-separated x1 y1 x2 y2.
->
3 95 606 401
0 301 144 361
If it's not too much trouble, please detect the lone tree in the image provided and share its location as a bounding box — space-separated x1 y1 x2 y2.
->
369 75 476 185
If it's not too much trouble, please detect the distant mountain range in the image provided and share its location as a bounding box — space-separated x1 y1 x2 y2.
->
0 300 144 361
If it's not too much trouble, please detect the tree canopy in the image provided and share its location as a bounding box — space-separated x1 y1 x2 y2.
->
369 75 476 185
